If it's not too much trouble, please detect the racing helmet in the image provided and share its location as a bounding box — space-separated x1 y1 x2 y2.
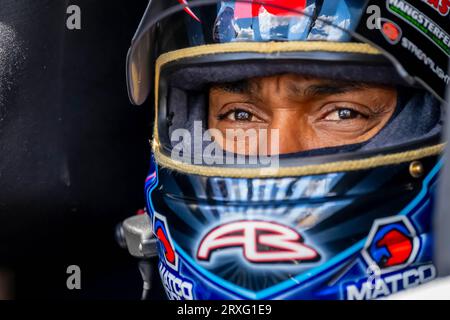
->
126 0 449 300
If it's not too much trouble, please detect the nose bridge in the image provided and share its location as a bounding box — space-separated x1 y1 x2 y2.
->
270 107 308 154
256 74 311 155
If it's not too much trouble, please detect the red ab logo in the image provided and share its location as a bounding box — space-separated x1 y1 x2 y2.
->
197 221 320 264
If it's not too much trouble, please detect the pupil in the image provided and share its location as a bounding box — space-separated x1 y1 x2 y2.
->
339 109 354 119
236 110 250 121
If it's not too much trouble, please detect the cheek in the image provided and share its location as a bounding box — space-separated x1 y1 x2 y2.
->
208 113 218 132
206 122 282 156
311 115 390 146
208 98 219 129
215 130 265 155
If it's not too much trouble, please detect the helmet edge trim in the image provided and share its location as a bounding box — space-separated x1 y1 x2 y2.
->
152 141 444 178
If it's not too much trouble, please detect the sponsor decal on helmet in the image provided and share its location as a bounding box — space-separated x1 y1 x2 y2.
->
421 0 450 16
197 220 320 264
401 37 450 84
345 264 436 300
154 212 196 300
386 0 450 56
362 216 420 272
159 263 194 300
154 213 179 271
343 216 430 300
380 18 403 44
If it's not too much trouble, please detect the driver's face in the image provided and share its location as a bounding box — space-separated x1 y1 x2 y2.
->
208 74 397 155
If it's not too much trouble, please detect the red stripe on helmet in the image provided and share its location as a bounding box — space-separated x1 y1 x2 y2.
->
235 0 307 19
178 0 201 22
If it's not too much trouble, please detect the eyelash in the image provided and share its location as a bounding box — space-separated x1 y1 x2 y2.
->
322 106 369 122
217 108 258 122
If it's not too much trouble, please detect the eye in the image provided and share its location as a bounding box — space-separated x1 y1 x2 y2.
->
219 108 260 122
324 108 366 121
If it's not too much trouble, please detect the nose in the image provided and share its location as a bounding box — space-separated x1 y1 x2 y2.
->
269 109 310 155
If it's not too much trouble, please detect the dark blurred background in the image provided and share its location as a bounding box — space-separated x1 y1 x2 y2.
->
0 0 163 299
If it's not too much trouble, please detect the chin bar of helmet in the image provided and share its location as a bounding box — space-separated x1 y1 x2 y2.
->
435 61 450 277
115 214 157 300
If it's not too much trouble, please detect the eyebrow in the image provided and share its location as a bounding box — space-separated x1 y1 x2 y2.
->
212 80 252 94
292 81 368 97
212 79 368 97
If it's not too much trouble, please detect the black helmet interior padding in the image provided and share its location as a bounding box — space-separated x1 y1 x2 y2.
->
163 62 443 161
362 89 443 150
168 60 410 92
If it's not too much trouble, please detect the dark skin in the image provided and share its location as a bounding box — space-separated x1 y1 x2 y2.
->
209 74 398 155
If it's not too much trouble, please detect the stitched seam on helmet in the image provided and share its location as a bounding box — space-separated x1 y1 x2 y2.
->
156 41 382 68
152 142 445 178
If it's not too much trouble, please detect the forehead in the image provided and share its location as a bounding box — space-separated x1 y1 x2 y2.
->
211 74 376 97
